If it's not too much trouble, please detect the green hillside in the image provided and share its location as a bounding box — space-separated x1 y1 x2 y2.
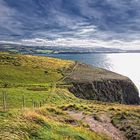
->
0 52 74 109
0 52 139 140
0 52 73 85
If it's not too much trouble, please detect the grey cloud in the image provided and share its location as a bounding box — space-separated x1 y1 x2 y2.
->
0 0 140 49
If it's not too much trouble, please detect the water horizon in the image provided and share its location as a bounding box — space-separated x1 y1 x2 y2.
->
37 53 140 94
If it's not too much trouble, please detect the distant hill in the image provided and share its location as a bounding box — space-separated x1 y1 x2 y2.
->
0 43 125 54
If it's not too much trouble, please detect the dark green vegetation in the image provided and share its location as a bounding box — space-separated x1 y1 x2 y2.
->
0 52 140 140
0 44 123 54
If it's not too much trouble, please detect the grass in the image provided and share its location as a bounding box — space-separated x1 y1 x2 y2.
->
0 53 73 86
0 108 109 140
0 88 78 109
0 52 75 109
0 52 139 140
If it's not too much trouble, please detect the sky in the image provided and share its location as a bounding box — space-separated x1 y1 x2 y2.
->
0 0 140 49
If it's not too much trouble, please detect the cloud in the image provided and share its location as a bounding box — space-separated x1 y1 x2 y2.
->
1 37 140 50
1 0 140 49
0 0 22 37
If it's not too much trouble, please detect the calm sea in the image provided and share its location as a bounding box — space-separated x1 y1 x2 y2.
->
38 53 140 92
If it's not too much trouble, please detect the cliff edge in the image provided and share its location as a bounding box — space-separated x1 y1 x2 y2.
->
64 62 140 105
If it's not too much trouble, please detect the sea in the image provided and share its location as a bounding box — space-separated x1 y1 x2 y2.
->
38 53 140 93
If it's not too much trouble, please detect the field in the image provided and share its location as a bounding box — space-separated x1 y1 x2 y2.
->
0 52 139 140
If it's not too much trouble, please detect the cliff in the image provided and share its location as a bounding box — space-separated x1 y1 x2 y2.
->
64 62 140 105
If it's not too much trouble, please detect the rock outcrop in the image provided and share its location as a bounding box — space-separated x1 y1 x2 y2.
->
65 62 140 105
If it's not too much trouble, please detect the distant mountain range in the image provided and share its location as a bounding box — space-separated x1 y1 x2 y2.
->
0 43 140 54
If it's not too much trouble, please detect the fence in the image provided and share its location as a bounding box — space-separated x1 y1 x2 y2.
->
0 91 48 111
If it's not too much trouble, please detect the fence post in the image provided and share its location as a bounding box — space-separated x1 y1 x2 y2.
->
42 100 44 105
36 102 38 108
3 91 7 111
33 101 36 108
40 101 42 107
32 98 34 108
43 99 46 104
22 95 25 108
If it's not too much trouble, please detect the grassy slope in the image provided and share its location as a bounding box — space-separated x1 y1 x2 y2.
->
0 52 139 140
0 52 109 140
0 52 74 109
0 106 109 140
0 52 72 85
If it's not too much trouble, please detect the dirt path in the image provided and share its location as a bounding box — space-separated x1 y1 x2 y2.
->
58 61 79 82
68 111 126 140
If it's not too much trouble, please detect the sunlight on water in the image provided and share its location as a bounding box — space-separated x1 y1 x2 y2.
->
40 53 140 93
106 53 140 92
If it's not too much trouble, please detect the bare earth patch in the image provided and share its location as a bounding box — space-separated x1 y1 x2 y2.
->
68 111 127 140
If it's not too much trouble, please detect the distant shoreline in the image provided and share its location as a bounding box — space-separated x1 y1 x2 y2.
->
35 51 140 55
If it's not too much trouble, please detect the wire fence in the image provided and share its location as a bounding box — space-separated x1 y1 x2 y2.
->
0 91 48 111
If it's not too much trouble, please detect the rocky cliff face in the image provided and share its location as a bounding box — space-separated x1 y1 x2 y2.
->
65 62 140 105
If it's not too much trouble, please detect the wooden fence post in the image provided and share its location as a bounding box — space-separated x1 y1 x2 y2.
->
32 98 34 108
33 101 36 108
36 102 38 108
42 100 44 105
40 101 42 107
3 91 7 111
44 99 46 105
22 95 25 108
